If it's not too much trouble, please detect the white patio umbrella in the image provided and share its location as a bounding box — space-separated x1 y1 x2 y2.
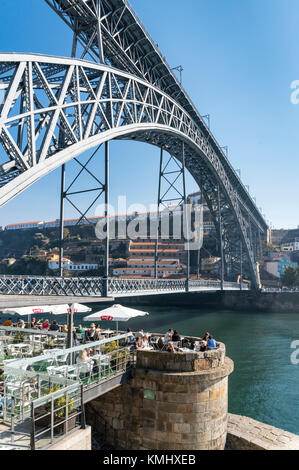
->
84 304 149 333
3 303 91 327
3 303 91 317
3 303 92 350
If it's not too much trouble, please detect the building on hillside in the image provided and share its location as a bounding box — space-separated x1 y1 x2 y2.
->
113 258 184 278
48 255 98 272
5 220 45 231
281 239 299 252
271 229 299 247
265 255 298 279
48 255 71 270
111 238 187 278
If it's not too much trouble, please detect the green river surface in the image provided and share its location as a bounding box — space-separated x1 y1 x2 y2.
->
80 305 299 436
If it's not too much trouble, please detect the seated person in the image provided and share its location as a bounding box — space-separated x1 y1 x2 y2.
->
77 350 94 378
199 340 208 352
164 329 173 344
203 332 210 342
135 328 144 339
17 318 25 329
165 342 176 353
49 320 59 331
42 319 50 330
136 337 146 350
30 317 41 329
87 350 99 375
127 328 135 343
142 335 149 349
86 323 98 341
207 335 217 350
76 324 85 334
61 325 68 333
4 318 13 327
172 330 181 342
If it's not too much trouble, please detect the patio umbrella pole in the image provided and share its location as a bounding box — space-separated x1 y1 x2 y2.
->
67 304 74 362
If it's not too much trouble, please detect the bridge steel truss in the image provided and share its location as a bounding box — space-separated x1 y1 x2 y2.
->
0 275 248 298
0 0 268 290
0 53 265 288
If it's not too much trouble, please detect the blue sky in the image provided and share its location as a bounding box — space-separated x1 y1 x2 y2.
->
0 0 298 229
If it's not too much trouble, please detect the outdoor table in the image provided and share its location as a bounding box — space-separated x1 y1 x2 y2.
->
7 343 31 357
100 330 114 337
9 343 30 349
47 365 77 377
92 353 109 362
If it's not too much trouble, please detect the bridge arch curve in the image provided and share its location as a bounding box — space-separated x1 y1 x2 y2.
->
0 54 264 287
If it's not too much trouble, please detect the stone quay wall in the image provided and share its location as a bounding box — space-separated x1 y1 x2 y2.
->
227 414 299 450
86 341 234 450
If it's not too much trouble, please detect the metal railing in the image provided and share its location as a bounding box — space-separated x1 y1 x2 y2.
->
3 333 134 400
0 368 83 450
1 333 134 449
0 275 249 297
30 380 83 450
0 326 66 366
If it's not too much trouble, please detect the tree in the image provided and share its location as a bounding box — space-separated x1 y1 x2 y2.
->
281 266 297 288
63 228 70 239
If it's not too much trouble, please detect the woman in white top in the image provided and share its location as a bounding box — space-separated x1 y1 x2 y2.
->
164 329 173 344
77 350 93 378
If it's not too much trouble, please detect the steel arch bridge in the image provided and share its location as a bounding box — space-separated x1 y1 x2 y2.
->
0 0 268 291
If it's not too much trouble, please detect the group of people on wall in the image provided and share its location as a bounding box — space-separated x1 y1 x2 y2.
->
125 326 218 353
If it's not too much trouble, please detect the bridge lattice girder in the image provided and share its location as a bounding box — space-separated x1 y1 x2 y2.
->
0 55 263 287
45 0 267 236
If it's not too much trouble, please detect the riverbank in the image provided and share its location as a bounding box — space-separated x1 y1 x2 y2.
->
114 291 299 313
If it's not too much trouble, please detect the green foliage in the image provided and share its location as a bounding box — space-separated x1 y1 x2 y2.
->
44 385 74 419
43 338 57 349
12 332 26 344
100 341 117 354
281 266 299 288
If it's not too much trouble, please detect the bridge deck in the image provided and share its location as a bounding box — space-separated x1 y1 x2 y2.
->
0 295 113 308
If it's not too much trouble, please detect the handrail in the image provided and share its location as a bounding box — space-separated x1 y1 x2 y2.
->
4 333 131 373
0 325 67 338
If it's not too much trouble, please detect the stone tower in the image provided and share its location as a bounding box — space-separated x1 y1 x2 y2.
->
86 341 234 450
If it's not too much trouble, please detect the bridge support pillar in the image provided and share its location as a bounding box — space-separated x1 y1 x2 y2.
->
217 184 224 290
103 141 110 297
59 164 66 277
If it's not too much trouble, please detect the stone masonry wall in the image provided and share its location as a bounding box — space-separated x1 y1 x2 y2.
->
227 414 299 450
86 346 234 450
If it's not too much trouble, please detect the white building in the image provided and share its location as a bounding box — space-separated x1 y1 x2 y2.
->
281 239 299 252
48 256 98 272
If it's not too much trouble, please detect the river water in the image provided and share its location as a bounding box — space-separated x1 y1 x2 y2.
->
79 305 299 436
